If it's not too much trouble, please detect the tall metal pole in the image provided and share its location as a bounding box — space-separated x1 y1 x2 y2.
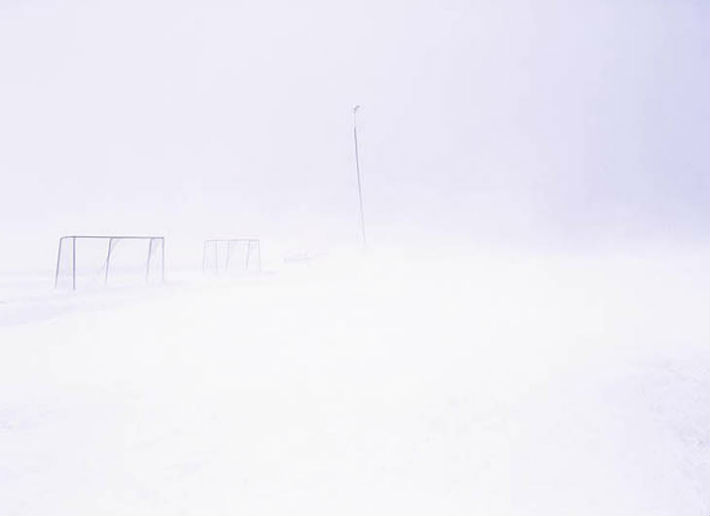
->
353 105 367 248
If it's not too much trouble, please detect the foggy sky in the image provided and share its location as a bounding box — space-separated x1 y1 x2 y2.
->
1 0 708 269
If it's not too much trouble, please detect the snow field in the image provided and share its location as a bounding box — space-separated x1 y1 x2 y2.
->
0 250 708 514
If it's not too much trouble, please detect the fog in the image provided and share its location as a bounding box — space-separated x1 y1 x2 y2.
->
1 1 708 514
1 0 708 271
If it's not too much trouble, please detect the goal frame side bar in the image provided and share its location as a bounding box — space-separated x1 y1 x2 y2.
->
54 235 166 290
202 238 261 274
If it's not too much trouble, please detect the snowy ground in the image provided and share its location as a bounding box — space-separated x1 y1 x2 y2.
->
1 248 708 515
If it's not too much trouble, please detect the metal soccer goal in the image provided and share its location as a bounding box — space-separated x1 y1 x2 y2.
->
202 239 261 275
54 235 165 290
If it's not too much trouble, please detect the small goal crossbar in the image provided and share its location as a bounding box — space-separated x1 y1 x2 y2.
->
202 239 261 275
54 235 165 290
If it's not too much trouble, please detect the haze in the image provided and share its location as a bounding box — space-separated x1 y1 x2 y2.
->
1 0 707 269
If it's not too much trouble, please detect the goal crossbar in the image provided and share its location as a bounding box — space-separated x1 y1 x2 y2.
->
54 235 165 290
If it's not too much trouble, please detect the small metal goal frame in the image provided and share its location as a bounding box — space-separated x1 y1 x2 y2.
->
54 235 165 290
202 239 261 275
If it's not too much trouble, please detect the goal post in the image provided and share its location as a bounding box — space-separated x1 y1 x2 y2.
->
202 239 261 275
54 235 165 290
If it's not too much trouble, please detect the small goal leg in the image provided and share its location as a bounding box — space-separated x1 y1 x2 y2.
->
225 241 232 272
145 238 153 284
72 236 76 291
54 237 63 289
257 240 261 272
105 238 114 285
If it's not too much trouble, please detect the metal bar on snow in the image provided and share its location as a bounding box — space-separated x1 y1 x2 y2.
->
104 238 114 285
72 237 76 291
145 238 153 283
54 237 64 289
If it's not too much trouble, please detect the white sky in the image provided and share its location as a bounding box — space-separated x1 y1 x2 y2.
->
0 0 708 269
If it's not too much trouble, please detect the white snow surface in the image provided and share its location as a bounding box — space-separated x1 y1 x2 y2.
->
1 249 708 515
